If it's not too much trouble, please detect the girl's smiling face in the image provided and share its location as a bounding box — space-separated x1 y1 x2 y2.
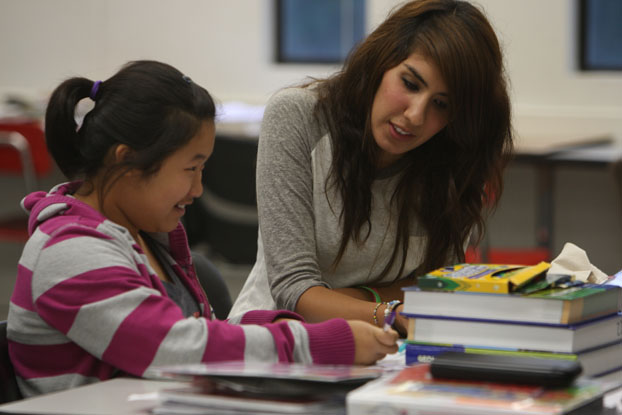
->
109 120 215 238
370 52 450 168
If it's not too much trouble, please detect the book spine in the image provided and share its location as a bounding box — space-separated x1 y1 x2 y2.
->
404 312 622 354
404 342 577 366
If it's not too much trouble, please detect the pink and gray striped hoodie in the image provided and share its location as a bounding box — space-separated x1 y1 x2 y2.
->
8 182 355 397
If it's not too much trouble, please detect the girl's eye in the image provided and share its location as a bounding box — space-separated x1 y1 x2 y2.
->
187 164 206 172
401 77 419 92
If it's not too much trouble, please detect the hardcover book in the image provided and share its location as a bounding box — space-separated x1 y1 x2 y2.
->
404 312 622 353
346 364 607 415
149 361 382 398
149 361 383 415
401 283 622 325
404 341 622 378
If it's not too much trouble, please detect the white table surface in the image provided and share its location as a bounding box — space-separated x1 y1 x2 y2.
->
0 378 187 415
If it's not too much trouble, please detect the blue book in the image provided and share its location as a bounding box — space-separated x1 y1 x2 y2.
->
404 341 622 378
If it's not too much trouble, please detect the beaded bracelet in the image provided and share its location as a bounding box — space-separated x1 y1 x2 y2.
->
358 285 381 303
372 302 386 327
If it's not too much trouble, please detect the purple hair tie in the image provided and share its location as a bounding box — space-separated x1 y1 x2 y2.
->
90 80 102 101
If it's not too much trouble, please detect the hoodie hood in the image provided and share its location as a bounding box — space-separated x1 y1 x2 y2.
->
21 181 193 269
21 181 108 238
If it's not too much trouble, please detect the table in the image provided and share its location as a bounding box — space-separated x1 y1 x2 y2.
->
0 375 620 415
0 378 186 415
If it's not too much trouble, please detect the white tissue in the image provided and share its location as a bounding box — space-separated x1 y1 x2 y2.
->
547 242 609 284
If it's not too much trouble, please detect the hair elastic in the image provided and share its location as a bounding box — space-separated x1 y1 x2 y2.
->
90 80 102 101
358 285 381 303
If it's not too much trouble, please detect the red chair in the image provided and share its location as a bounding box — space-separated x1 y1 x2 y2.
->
0 120 52 242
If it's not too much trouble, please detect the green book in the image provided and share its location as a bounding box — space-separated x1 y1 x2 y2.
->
402 283 622 325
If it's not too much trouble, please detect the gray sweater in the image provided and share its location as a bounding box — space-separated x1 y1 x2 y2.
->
229 87 428 316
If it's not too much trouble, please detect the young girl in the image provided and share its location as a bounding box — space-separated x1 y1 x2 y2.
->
230 0 514 335
7 61 398 398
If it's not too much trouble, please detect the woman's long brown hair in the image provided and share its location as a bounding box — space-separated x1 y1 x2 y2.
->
314 0 513 279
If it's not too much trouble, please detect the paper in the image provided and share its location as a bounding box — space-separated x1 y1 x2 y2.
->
548 242 609 284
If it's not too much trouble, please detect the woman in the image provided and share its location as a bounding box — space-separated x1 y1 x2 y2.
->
7 60 397 397
230 0 513 335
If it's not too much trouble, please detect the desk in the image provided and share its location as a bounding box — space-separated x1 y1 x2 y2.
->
0 376 621 415
510 133 621 261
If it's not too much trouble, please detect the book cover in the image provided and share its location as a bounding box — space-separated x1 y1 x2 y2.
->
346 364 606 415
416 262 551 293
404 341 622 377
154 384 345 415
401 283 622 324
404 312 622 353
149 361 382 399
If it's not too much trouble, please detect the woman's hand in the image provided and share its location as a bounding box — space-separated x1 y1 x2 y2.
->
392 304 408 338
347 320 399 365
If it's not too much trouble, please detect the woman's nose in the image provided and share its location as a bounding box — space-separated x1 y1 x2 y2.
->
404 97 427 127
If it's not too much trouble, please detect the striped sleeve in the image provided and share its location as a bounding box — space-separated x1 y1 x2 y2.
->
25 223 354 380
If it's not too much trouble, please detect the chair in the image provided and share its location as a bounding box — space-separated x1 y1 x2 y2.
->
0 320 23 403
184 134 259 265
192 251 232 319
0 120 53 242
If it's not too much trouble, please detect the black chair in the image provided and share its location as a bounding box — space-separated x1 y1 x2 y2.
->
192 252 233 320
184 134 259 265
0 320 23 403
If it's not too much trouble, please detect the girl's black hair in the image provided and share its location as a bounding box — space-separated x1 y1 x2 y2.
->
45 60 216 197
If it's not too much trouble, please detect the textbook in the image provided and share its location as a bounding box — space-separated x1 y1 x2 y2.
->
404 341 622 378
150 361 382 397
346 364 607 415
401 283 622 325
404 312 622 353
415 262 551 293
154 385 345 415
150 361 383 415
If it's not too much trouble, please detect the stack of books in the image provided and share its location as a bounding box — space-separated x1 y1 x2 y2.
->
147 361 383 415
401 263 622 381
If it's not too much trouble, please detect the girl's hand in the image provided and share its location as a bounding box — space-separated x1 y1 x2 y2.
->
347 320 399 365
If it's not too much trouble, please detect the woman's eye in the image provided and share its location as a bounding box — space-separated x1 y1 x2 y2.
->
402 77 419 91
435 99 448 110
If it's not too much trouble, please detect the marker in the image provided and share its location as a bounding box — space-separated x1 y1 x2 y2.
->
383 300 401 332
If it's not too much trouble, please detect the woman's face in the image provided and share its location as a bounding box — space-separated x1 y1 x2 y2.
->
370 51 450 168
110 120 215 237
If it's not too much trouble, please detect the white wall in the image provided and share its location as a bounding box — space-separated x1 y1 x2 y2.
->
1 0 621 140
0 0 620 271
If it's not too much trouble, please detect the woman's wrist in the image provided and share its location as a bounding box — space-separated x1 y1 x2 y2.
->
392 304 407 337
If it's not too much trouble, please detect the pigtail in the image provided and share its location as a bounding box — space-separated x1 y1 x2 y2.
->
44 77 93 178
